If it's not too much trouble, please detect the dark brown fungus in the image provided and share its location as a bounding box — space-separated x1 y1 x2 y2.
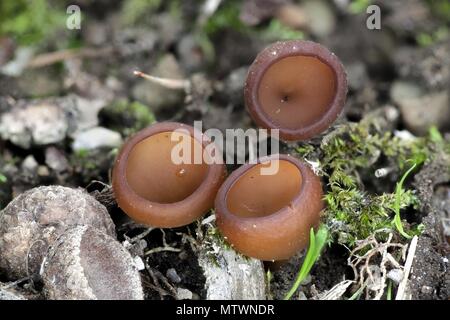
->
112 122 226 228
244 40 347 141
215 154 323 261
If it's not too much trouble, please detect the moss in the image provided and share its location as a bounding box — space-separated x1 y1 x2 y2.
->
120 0 162 26
261 19 305 41
0 0 66 45
204 0 248 36
296 114 441 247
426 0 450 22
416 27 449 47
100 99 156 137
349 0 372 14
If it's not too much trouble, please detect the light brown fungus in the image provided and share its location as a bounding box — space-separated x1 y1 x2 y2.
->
113 122 226 228
215 154 323 261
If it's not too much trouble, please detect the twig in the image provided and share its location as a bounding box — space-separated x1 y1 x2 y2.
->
133 70 190 91
27 46 114 68
144 246 181 255
395 236 418 300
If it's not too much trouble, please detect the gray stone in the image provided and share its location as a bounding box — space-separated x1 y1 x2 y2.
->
198 224 266 300
166 268 182 284
42 226 144 300
303 0 336 38
0 186 116 279
176 288 193 300
45 147 69 173
72 127 122 151
21 155 38 172
0 284 26 300
0 103 68 148
391 81 450 135
0 95 106 149
387 269 404 284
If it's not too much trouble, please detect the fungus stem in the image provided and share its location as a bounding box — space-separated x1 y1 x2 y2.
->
284 225 328 300
133 70 190 90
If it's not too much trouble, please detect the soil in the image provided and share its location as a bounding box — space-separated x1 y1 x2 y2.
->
0 0 449 300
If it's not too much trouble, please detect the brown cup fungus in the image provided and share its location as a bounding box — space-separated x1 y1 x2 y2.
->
112 122 225 228
244 40 347 141
215 154 323 261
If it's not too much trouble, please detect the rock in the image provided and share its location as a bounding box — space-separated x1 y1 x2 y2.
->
303 0 336 38
198 225 266 300
394 41 450 91
45 147 70 173
72 127 122 151
391 81 424 102
114 28 157 57
42 226 144 300
21 155 38 172
346 62 368 91
0 186 116 279
166 268 182 284
0 47 34 77
0 103 68 148
154 13 183 48
0 284 26 300
83 21 109 46
132 54 185 113
37 165 50 177
275 4 308 29
176 288 193 300
0 95 106 149
384 0 433 37
391 81 450 135
387 269 404 284
65 95 105 135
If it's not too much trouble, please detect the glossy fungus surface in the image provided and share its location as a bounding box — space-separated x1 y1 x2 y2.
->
215 154 323 261
245 40 347 141
113 122 226 228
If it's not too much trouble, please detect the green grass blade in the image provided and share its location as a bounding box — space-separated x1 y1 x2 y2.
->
393 163 417 239
284 225 328 300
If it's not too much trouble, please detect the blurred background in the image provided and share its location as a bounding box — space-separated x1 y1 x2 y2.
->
0 0 449 301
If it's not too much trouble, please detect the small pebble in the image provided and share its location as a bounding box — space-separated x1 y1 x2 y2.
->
166 268 182 284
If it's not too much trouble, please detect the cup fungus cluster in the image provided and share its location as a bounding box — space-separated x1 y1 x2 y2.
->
112 40 347 261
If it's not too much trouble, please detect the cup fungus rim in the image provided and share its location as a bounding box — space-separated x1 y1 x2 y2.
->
245 40 348 141
112 121 225 226
215 154 312 224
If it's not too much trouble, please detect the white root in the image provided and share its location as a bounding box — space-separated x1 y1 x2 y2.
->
133 70 190 91
395 236 418 300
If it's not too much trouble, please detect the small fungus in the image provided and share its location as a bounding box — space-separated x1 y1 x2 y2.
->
215 154 323 261
112 122 226 228
244 40 347 141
